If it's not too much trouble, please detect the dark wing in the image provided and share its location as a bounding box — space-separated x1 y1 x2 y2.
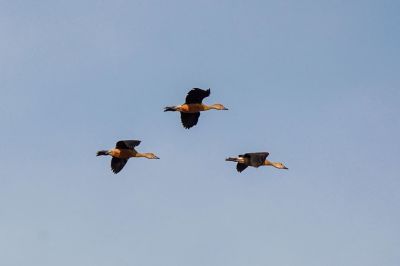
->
185 88 211 104
111 157 128 174
115 140 141 150
236 163 248 173
242 152 269 167
180 112 201 129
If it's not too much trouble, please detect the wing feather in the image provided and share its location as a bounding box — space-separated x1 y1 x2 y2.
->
180 112 200 129
236 163 248 173
115 140 141 150
111 157 128 174
185 88 211 104
243 152 269 167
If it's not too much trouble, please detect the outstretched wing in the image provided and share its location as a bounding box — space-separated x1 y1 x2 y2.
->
242 152 269 167
115 140 141 150
185 88 211 104
111 157 128 174
236 163 248 173
180 112 201 129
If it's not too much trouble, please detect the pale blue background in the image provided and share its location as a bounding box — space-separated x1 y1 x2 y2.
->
1 1 399 265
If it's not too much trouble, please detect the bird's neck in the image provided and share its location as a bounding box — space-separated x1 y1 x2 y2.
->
264 160 280 168
205 104 219 110
263 159 272 166
135 152 151 159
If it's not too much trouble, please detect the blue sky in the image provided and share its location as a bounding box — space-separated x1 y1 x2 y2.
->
1 0 399 265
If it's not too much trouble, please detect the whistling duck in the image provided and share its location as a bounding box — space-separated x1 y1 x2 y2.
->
164 88 228 129
97 140 159 174
226 152 288 173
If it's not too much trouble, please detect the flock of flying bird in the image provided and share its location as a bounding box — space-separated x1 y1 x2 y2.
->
97 88 288 174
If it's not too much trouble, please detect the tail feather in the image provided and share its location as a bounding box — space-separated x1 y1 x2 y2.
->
226 157 238 162
164 106 178 112
97 150 109 156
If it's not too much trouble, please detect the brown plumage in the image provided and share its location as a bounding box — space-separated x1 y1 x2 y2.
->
226 152 288 173
164 88 228 129
97 140 159 174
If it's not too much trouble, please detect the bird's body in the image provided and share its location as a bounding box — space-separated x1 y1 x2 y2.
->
97 140 159 174
108 148 136 159
174 103 227 113
164 88 228 129
226 152 288 173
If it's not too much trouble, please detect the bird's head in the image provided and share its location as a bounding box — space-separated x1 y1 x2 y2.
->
145 153 160 159
211 103 229 110
273 162 288 170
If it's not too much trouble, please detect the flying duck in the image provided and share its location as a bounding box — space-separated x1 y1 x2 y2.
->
226 152 288 173
97 140 159 174
164 88 228 129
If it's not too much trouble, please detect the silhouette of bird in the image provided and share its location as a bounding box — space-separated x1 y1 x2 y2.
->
97 140 159 174
226 152 288 173
164 88 228 129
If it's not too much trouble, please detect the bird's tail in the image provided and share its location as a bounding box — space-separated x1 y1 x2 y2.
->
164 106 178 112
225 157 238 162
96 150 109 156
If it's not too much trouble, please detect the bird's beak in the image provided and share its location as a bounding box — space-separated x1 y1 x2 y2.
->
223 107 229 110
283 166 288 170
155 156 160 159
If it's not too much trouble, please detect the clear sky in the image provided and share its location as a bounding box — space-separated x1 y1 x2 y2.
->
1 0 399 265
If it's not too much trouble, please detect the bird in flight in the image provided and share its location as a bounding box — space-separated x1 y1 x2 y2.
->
97 140 159 174
226 152 288 173
164 88 228 129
